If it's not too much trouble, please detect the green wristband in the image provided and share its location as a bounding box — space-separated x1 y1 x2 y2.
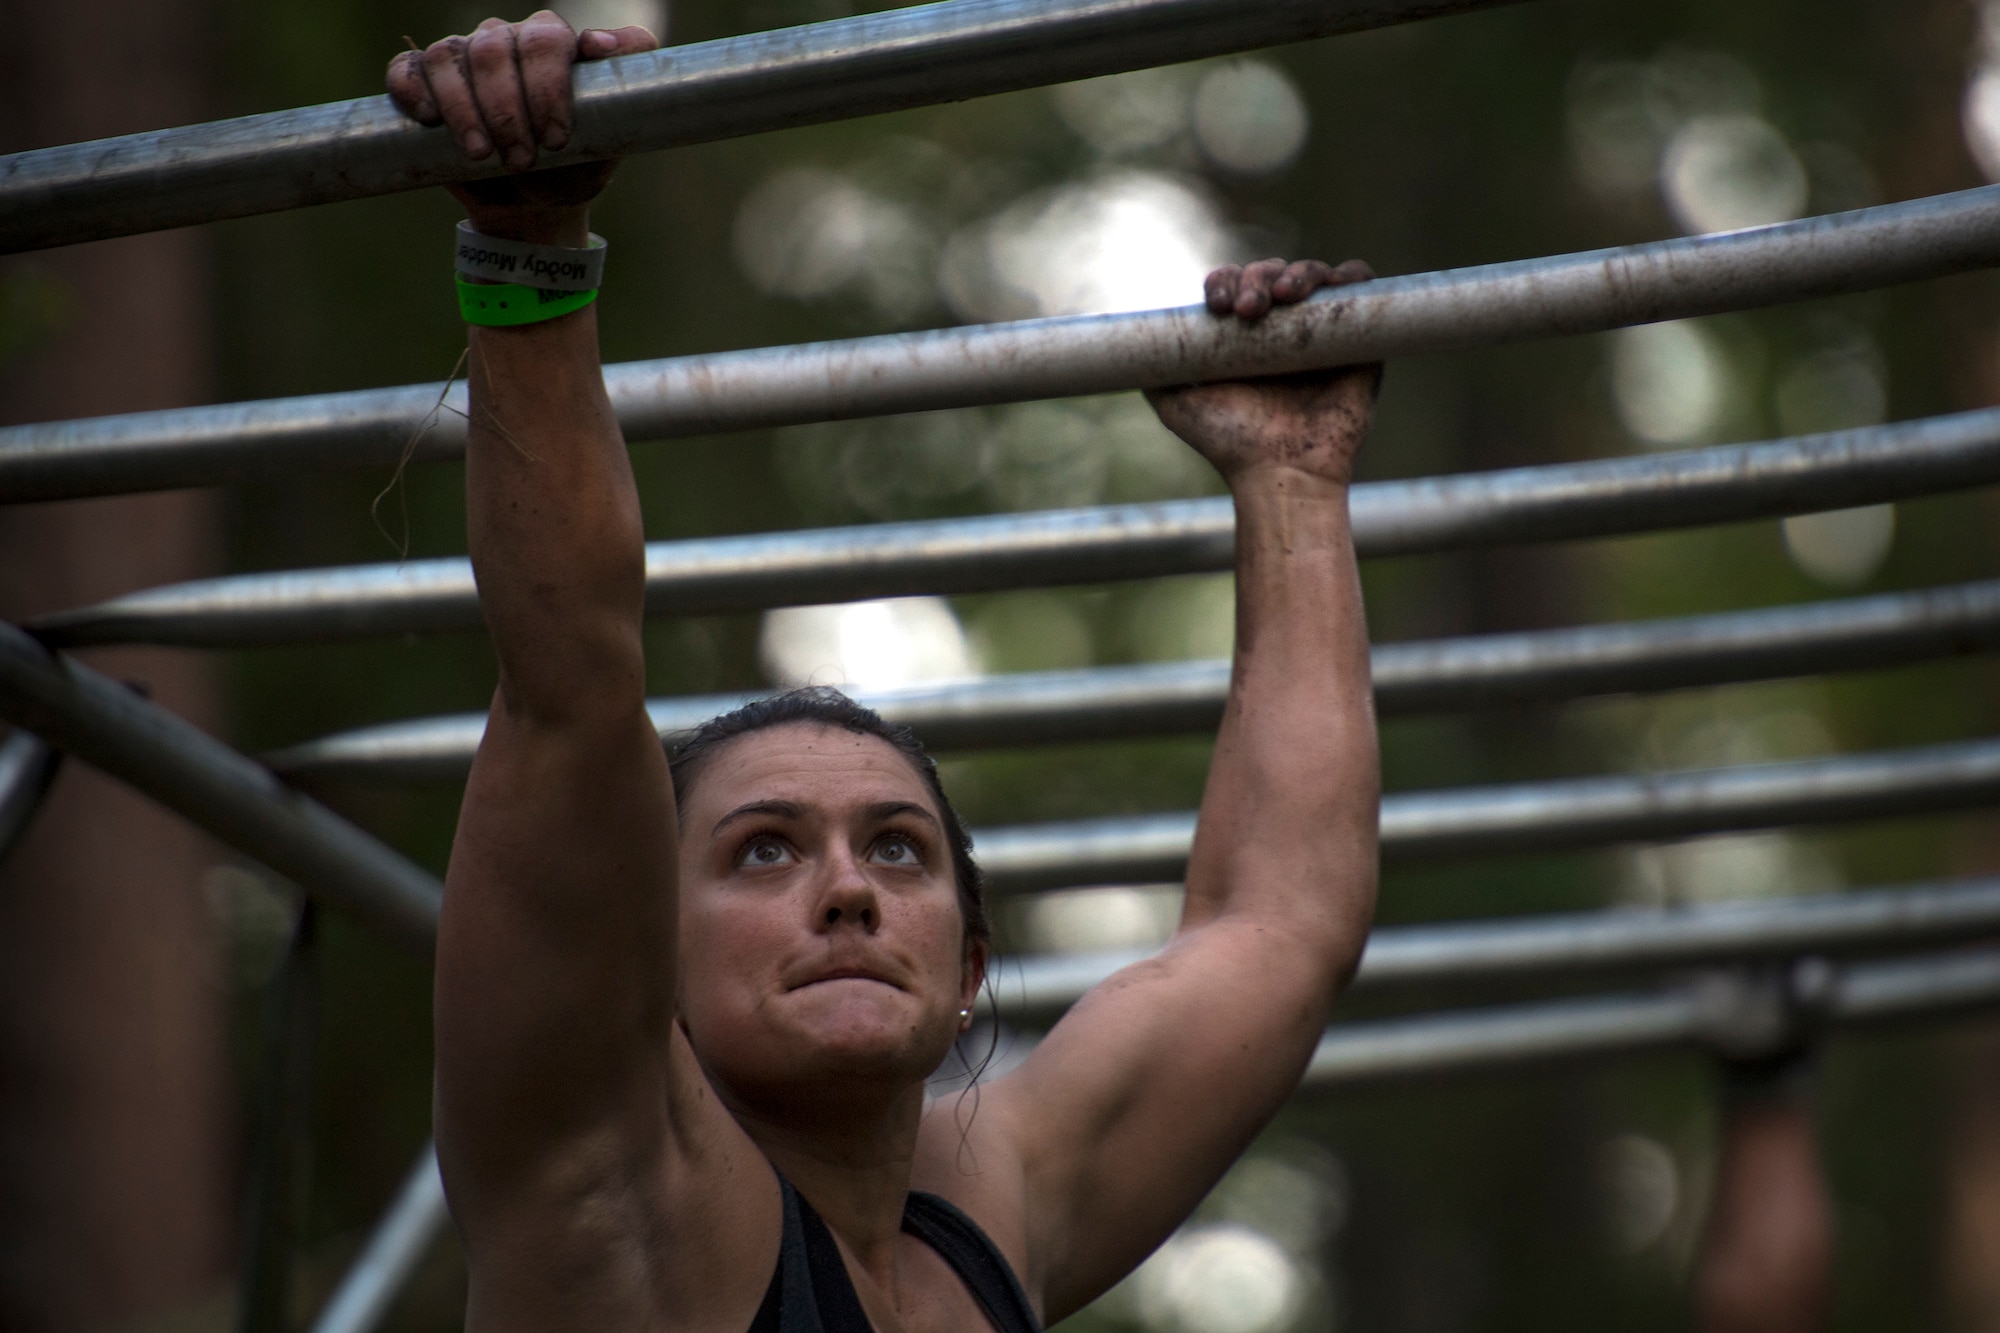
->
456 278 598 327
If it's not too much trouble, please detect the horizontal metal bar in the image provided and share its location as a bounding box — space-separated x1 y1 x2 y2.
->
35 408 2000 647
1830 946 2000 1024
0 0 1519 255
1300 945 2000 1086
7 188 2000 503
37 500 1230 645
306 1142 448 1333
0 622 440 949
973 735 2000 893
1303 985 1706 1084
266 661 1227 783
1361 878 2000 987
1366 578 2000 713
989 876 2000 1016
0 726 60 859
266 579 2000 783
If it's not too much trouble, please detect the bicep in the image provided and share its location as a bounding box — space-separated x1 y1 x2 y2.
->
435 696 691 1213
440 699 782 1319
988 912 1341 1319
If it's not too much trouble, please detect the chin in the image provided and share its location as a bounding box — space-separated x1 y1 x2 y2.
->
789 987 934 1067
687 981 962 1107
759 1002 957 1099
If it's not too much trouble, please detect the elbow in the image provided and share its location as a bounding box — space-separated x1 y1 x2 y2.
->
492 607 649 732
1317 860 1378 993
1196 849 1377 995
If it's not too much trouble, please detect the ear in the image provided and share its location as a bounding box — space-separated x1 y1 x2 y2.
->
959 938 989 1028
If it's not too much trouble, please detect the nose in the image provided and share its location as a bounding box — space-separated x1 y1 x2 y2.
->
813 849 879 932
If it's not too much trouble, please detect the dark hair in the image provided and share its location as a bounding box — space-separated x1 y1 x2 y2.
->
667 687 989 949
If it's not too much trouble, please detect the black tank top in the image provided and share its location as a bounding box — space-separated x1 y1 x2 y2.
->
747 1174 1042 1333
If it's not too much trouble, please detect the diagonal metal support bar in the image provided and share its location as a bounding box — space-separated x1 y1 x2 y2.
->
6 188 2000 502
30 409 2000 647
0 621 440 949
0 0 1523 255
306 1142 449 1333
261 579 2000 784
972 735 2000 893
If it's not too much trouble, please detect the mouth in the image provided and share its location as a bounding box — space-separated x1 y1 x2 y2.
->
791 966 903 992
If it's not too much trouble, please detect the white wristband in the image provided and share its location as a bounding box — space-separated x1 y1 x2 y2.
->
454 220 608 291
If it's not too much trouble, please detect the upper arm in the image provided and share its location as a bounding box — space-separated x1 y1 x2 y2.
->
981 431 1381 1318
986 902 1357 1321
435 698 679 1190
436 315 774 1320
437 698 780 1329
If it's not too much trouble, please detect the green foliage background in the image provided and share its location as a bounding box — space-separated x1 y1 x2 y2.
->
172 0 2000 1325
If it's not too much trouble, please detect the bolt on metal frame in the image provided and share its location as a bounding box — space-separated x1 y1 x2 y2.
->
2 1 2000 1327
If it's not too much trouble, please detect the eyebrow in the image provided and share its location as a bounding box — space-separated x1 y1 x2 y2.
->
708 799 941 839
711 799 805 838
866 801 941 831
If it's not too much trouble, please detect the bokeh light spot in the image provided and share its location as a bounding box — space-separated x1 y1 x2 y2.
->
1611 320 1730 446
1660 114 1807 234
1192 61 1310 176
759 597 977 690
1783 504 1895 587
1134 1223 1305 1333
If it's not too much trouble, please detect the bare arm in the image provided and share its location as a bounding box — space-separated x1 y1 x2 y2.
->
1696 1060 1832 1333
982 260 1382 1318
391 17 766 1328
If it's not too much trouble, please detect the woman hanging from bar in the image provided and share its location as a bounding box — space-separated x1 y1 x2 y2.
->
388 13 1380 1331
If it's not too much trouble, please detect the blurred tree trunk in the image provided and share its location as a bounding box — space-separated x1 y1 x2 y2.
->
0 1 233 1329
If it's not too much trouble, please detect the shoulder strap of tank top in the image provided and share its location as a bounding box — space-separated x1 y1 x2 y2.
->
902 1192 1044 1333
750 1174 875 1333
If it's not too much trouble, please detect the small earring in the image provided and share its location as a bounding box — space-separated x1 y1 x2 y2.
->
958 1008 971 1021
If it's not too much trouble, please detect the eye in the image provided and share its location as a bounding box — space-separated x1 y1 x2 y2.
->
871 834 922 867
737 836 795 869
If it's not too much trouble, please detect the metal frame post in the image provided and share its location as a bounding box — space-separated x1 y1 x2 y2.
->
237 900 321 1333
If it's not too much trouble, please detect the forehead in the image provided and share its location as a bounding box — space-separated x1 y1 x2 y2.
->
683 724 939 826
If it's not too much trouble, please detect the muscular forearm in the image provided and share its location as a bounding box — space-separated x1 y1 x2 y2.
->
1182 466 1379 952
440 267 678 1188
462 207 647 725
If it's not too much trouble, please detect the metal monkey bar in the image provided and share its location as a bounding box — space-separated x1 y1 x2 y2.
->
264 580 2000 781
7 188 2000 502
969 735 2000 892
29 409 2000 645
5 1 2000 1328
993 876 2000 1014
0 0 1527 255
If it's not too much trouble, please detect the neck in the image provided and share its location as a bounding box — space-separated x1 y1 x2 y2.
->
730 1079 929 1282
